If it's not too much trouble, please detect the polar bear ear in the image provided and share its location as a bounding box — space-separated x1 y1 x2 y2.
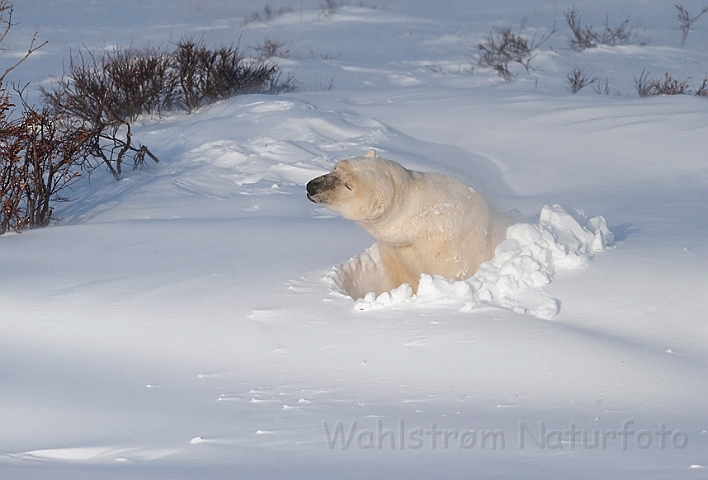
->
365 149 377 159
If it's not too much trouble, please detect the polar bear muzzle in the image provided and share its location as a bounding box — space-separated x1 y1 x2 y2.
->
306 173 342 204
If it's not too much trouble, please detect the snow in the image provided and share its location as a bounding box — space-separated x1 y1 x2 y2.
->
2 1 708 479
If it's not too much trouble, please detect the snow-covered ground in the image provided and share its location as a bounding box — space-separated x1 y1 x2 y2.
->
2 1 708 478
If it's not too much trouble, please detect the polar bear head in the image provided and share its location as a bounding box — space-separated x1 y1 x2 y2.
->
306 150 407 222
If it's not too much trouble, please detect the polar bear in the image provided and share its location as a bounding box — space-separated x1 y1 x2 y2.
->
306 150 512 294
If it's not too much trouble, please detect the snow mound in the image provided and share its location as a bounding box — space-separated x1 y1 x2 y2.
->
175 99 390 194
328 205 613 319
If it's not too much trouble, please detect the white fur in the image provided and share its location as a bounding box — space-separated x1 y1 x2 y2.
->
307 151 511 293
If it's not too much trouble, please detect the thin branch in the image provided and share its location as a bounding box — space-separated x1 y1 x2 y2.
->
115 121 131 176
0 32 48 84
676 4 708 46
0 1 15 47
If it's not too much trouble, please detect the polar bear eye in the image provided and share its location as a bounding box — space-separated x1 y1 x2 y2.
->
344 183 352 191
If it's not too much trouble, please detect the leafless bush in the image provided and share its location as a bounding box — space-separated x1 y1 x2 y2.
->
635 70 694 97
564 7 597 51
44 47 177 124
652 72 692 95
697 77 708 96
42 95 159 181
301 77 335 91
41 38 297 180
634 70 654 97
2 1 300 234
173 37 284 112
592 77 619 95
252 38 290 59
566 67 597 93
425 64 474 75
475 25 556 81
243 4 295 25
675 4 708 46
0 89 90 234
44 38 297 118
0 0 78 235
564 6 643 51
262 68 299 95
41 47 164 180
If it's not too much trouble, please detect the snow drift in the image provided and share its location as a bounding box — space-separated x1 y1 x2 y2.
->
329 204 614 319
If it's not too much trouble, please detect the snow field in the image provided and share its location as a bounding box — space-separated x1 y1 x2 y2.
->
1 1 708 478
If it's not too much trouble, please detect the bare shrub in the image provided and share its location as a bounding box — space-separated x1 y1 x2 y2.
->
675 4 708 46
634 70 654 97
564 7 599 51
44 38 297 120
0 0 78 235
3 1 300 234
652 72 692 95
41 38 297 180
592 77 619 95
243 5 295 25
173 37 294 112
564 6 644 51
475 25 556 81
635 70 694 97
42 90 159 180
425 64 473 75
566 67 597 93
253 38 290 59
265 69 299 94
41 48 164 180
301 77 335 91
696 77 708 96
44 47 177 124
0 89 89 234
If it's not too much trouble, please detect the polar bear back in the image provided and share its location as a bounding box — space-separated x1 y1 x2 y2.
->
356 166 510 292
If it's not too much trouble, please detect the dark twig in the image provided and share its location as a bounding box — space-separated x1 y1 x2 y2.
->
675 4 708 46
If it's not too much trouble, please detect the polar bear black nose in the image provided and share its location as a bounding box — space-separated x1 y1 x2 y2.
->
306 176 326 197
306 174 341 202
